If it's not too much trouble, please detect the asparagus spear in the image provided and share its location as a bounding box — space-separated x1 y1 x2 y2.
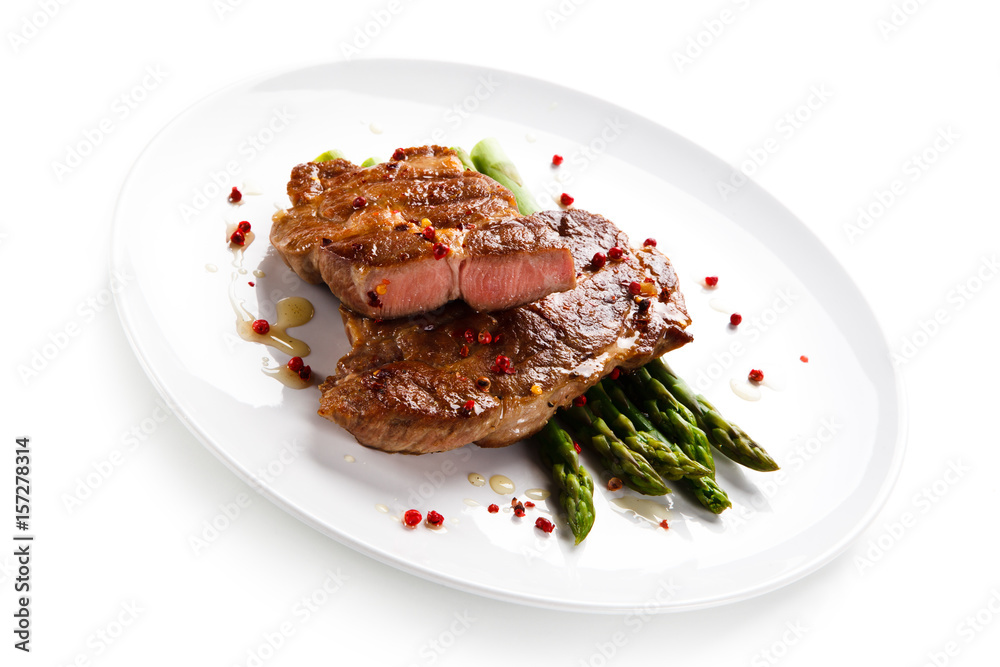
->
314 149 346 163
585 382 711 480
534 418 596 544
605 380 732 514
562 405 671 496
469 138 541 215
646 360 779 472
625 368 715 474
451 146 478 172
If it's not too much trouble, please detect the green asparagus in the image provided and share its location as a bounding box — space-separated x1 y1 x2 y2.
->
534 418 596 544
647 360 779 472
585 382 711 480
469 138 541 215
625 368 715 473
562 404 671 496
606 379 732 514
314 149 346 163
451 146 478 172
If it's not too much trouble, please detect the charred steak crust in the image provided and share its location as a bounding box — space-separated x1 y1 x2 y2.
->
318 209 692 454
269 146 576 318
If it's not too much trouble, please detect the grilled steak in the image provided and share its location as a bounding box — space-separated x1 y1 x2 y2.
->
270 146 576 318
318 209 692 454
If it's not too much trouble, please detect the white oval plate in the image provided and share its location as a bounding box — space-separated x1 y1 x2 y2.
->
112 60 904 613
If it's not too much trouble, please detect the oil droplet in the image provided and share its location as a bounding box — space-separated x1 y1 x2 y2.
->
761 370 786 391
730 378 762 401
369 122 383 134
525 132 537 143
375 504 389 513
344 454 356 463
226 224 255 269
489 474 515 495
709 298 734 313
449 517 460 525
252 269 266 278
610 496 672 525
242 180 263 196
262 364 311 389
205 263 218 273
463 498 480 507
467 473 486 487
233 295 315 357
548 101 559 111
524 488 550 501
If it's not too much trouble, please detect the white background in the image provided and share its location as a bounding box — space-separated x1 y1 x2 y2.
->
3 1 999 665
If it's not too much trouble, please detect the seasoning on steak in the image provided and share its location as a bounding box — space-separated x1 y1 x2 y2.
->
317 209 692 454
269 145 576 318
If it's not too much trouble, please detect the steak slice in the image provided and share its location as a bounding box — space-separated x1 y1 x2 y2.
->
318 209 692 454
270 145 576 318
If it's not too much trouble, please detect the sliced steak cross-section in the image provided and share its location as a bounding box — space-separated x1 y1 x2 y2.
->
270 145 576 318
318 209 692 454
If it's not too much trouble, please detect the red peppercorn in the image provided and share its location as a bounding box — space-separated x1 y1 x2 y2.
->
459 344 470 358
251 319 270 335
573 441 581 453
559 192 575 206
487 504 499 513
592 252 607 269
228 186 242 202
478 331 492 344
535 517 555 533
464 329 476 343
392 148 405 160
524 501 535 508
552 154 564 166
298 365 312 381
237 220 251 233
458 399 476 417
608 246 624 260
800 355 809 363
749 369 764 383
421 225 436 241
607 477 624 491
643 238 657 247
660 519 670 530
730 313 743 326
495 354 512 371
705 276 719 287
513 502 526 518
287 357 304 372
572 395 587 407
403 509 422 527
248 281 255 287
628 281 642 295
432 243 450 260
426 511 444 527
352 196 367 209
610 367 621 380
230 230 245 246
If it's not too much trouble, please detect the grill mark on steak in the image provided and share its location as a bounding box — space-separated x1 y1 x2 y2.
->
270 145 576 318
318 209 692 454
